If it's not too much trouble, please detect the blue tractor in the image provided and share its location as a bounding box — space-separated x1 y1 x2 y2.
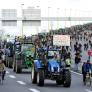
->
31 48 71 87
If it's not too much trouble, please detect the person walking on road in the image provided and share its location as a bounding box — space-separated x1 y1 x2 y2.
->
0 50 6 80
75 52 81 71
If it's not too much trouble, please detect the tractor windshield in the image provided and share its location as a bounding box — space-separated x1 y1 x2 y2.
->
48 50 60 59
21 44 35 58
21 44 34 51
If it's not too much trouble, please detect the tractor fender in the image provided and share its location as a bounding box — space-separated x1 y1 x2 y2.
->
34 60 43 71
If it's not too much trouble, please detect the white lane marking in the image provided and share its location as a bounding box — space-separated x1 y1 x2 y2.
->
6 71 9 74
9 75 16 79
29 88 40 92
85 89 92 92
71 71 82 75
17 81 26 85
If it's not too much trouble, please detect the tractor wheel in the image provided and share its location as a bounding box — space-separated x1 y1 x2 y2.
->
13 56 16 72
8 57 13 68
37 70 44 86
56 79 63 85
63 70 71 87
16 61 22 73
6 56 8 67
13 62 16 72
6 59 8 67
31 66 37 84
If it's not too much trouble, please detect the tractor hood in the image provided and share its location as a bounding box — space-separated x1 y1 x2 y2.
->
47 59 60 72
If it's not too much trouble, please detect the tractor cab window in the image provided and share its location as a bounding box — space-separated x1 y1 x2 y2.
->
47 51 60 60
21 44 35 58
21 44 34 51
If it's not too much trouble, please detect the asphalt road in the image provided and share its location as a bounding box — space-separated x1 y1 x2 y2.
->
0 68 92 92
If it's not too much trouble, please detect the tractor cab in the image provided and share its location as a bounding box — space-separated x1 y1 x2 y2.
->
47 49 60 61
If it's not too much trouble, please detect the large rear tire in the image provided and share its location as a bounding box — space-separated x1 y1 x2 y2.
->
31 66 37 84
63 70 71 87
8 57 13 68
13 56 16 72
16 61 22 73
6 56 8 67
37 70 44 86
13 62 16 72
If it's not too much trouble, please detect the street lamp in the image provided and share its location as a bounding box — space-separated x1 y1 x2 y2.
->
48 7 51 32
36 5 40 34
57 8 60 29
64 8 66 28
21 4 24 37
69 8 72 27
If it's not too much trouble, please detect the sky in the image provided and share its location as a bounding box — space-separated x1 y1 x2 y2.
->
0 0 92 36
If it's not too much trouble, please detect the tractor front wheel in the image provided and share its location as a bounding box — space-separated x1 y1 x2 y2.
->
31 66 37 84
37 70 44 86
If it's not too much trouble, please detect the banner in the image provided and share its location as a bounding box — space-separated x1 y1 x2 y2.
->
53 35 70 46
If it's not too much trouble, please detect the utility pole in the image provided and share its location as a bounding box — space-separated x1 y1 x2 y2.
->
21 4 24 37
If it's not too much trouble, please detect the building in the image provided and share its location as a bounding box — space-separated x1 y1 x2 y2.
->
0 7 41 36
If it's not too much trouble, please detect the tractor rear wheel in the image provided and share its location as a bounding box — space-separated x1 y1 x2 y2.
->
16 61 22 73
13 62 16 72
6 56 8 67
8 57 13 68
63 70 71 87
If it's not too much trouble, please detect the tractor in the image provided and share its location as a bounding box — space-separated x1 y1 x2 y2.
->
13 38 35 73
31 48 71 87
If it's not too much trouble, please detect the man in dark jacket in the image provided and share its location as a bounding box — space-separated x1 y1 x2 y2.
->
82 61 91 84
75 54 81 71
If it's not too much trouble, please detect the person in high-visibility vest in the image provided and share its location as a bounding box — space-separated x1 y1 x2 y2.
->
65 52 71 67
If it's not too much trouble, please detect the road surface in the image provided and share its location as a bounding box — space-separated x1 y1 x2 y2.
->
0 68 92 92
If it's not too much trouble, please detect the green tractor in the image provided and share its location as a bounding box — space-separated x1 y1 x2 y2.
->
13 40 35 73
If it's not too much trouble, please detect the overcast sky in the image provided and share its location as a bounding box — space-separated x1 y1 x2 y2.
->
0 0 92 36
0 0 92 16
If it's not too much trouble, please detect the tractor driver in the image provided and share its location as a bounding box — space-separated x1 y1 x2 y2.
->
38 48 46 66
54 52 60 62
54 53 58 60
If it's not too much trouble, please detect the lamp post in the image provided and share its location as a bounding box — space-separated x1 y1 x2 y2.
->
48 7 51 32
64 8 67 33
36 5 40 34
69 8 72 27
21 4 24 37
57 8 60 29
